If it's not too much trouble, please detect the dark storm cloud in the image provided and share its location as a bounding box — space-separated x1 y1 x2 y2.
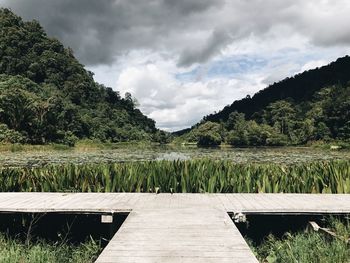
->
1 0 224 65
1 0 350 67
162 0 223 15
1 0 151 64
177 29 232 67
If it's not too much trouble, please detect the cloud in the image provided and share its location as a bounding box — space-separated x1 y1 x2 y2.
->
0 0 223 65
162 0 224 15
300 60 328 72
177 29 232 67
2 0 350 67
115 62 264 131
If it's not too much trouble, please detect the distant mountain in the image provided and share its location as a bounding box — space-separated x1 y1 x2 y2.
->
202 56 350 123
176 56 350 146
0 8 166 145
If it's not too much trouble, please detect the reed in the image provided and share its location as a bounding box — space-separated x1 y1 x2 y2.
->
251 218 350 263
0 234 100 263
0 160 349 193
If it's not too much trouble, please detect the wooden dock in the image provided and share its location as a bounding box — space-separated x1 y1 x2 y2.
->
0 193 349 262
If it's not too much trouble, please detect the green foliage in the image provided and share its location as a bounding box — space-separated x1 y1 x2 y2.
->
196 122 223 146
314 122 331 140
226 130 248 146
264 100 296 136
0 123 24 143
57 131 78 147
51 144 72 151
244 121 279 146
152 130 172 144
226 111 246 130
0 160 349 193
265 132 289 146
253 219 350 263
9 144 24 153
183 84 350 146
0 8 159 144
0 234 100 263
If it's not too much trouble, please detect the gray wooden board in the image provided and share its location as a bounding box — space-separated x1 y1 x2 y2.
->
0 193 350 262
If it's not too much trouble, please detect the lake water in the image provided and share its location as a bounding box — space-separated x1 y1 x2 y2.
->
0 146 349 167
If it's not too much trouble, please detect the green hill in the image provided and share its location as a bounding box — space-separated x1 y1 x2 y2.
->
177 56 350 146
205 56 350 122
0 8 165 145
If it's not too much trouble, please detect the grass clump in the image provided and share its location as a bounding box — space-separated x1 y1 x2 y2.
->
0 234 101 263
50 144 72 151
252 219 350 263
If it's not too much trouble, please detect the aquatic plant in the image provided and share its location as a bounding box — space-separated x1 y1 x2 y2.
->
0 160 349 193
250 218 350 263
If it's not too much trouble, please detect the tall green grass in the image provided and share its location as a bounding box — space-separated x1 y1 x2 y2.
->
0 234 100 263
0 160 349 193
251 218 350 263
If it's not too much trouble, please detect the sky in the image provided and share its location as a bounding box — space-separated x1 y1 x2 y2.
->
1 0 350 131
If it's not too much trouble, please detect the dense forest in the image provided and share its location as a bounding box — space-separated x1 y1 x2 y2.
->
178 58 350 146
0 8 170 145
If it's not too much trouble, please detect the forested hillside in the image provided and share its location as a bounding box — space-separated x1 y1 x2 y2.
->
179 57 350 146
205 56 350 122
0 8 166 145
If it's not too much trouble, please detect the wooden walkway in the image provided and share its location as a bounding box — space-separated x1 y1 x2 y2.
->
0 193 349 262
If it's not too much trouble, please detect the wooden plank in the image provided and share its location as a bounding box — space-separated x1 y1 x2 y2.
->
96 208 257 263
96 256 256 263
0 193 349 214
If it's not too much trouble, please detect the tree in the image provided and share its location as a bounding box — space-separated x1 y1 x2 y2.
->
196 122 222 146
0 88 39 131
226 111 245 130
153 130 172 144
265 100 296 135
291 119 315 144
314 122 331 140
226 130 248 146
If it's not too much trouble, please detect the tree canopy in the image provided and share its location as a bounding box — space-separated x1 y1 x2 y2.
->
0 8 164 145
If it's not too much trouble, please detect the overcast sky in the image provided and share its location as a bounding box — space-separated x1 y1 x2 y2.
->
2 0 350 131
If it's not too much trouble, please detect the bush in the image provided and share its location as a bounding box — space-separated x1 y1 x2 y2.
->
57 131 78 147
226 130 248 146
197 133 222 147
226 121 288 147
0 124 25 143
253 218 350 263
152 130 172 144
266 133 289 146
195 122 223 147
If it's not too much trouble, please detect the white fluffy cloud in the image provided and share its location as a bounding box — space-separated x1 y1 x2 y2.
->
114 61 264 131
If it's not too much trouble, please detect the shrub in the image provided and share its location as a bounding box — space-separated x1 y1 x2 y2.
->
0 124 25 143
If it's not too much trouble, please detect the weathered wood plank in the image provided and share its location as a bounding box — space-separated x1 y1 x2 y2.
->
96 208 257 263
